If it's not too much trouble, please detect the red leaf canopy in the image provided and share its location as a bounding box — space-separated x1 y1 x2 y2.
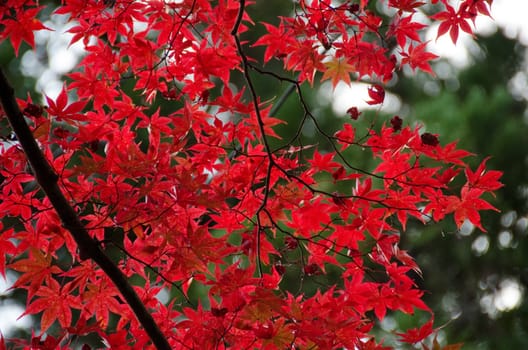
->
0 0 499 349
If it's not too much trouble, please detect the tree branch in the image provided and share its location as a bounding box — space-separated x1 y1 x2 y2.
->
0 69 171 350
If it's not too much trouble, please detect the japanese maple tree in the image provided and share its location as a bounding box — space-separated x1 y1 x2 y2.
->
0 0 501 349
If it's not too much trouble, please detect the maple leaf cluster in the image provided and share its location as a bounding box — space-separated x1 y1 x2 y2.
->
0 0 500 349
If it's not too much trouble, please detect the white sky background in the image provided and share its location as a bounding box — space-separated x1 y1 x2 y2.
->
330 0 528 115
2 0 528 337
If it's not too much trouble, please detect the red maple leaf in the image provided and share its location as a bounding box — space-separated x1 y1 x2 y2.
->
1 7 49 55
334 123 356 149
253 21 296 63
456 188 498 231
400 42 438 75
432 3 474 44
0 225 16 278
45 86 87 121
22 278 82 332
387 15 426 48
366 84 385 105
396 317 435 343
389 0 426 13
9 248 62 298
464 157 503 192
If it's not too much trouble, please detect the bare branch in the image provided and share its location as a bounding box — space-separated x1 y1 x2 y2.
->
0 68 171 350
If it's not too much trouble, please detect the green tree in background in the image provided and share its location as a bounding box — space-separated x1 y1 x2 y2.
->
396 31 528 349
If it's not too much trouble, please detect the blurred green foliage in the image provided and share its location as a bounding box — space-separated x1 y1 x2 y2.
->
394 32 528 349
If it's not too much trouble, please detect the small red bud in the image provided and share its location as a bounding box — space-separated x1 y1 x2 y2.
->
346 106 361 120
23 103 45 118
285 237 298 250
241 236 252 254
211 307 228 317
53 127 69 138
200 89 210 102
162 90 178 100
332 166 346 181
390 116 402 131
303 263 319 276
349 4 360 12
274 264 286 275
89 140 99 152
421 132 439 146
332 192 347 206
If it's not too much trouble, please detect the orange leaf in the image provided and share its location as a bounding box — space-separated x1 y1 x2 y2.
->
322 57 354 88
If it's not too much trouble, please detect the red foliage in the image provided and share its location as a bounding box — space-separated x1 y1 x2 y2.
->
0 0 499 349
401 42 439 75
366 84 386 105
397 317 435 343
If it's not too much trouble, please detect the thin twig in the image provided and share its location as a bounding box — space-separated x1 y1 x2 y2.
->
232 0 275 277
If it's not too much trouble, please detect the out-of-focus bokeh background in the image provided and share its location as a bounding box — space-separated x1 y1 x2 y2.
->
1 1 527 348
